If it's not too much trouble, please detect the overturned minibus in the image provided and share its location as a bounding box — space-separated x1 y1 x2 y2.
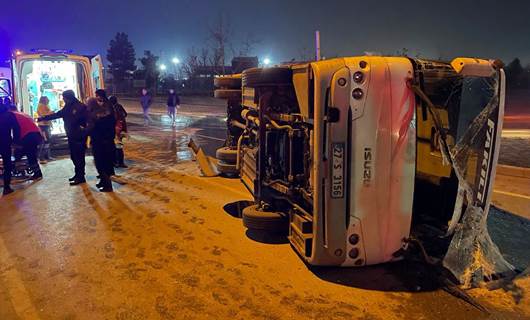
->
212 56 512 286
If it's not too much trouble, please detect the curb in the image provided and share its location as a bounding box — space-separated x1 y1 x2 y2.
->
496 165 530 179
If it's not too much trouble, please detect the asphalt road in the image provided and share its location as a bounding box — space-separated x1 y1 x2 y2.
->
0 99 528 319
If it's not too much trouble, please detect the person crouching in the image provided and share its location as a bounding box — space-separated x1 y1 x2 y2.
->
86 90 116 192
11 108 43 180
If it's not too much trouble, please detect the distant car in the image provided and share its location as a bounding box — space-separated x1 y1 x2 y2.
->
214 56 505 267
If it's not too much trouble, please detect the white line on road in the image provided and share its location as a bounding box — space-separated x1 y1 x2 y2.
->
502 129 530 138
493 189 530 200
193 133 226 142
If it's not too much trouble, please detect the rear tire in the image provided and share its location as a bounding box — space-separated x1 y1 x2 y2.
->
242 67 292 88
214 77 242 89
216 147 238 164
214 89 242 100
242 205 289 233
217 161 239 176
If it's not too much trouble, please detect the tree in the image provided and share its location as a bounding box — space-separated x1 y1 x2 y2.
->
139 50 160 91
238 33 261 57
107 32 136 90
505 58 525 88
208 13 232 75
200 48 210 67
182 47 199 79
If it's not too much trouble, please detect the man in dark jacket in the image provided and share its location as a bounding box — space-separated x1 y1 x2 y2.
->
166 89 180 126
38 90 88 185
0 103 20 195
86 90 116 192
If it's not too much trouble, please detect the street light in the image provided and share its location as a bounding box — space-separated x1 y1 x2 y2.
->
171 57 181 79
159 64 167 71
263 58 271 66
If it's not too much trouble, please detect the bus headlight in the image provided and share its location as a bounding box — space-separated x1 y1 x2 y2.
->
352 88 364 100
353 71 364 83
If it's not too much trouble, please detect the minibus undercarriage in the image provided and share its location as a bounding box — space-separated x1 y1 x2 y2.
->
211 56 515 287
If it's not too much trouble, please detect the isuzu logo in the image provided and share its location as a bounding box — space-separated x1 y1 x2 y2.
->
363 147 372 186
476 119 495 205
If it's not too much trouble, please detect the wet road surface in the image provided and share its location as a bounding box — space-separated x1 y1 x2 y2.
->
0 109 529 320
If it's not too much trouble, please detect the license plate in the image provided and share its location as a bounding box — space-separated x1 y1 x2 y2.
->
331 143 345 199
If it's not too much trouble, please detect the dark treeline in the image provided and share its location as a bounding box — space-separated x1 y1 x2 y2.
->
504 58 530 90
105 31 530 95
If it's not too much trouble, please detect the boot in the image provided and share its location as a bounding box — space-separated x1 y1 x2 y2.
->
70 176 86 186
96 176 104 188
31 169 43 180
2 186 14 195
116 149 128 168
45 144 54 161
98 175 113 192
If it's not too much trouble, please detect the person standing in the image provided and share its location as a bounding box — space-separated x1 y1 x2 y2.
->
38 90 88 185
166 89 180 126
0 103 20 195
109 96 128 168
140 88 152 126
86 90 116 192
11 110 43 180
37 96 54 162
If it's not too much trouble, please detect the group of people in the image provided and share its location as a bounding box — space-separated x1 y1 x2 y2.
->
0 89 128 195
140 88 180 126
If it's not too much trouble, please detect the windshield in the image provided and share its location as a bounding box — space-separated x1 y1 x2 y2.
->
447 74 500 209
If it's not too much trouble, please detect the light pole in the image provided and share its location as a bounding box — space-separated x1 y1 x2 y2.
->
172 57 181 79
158 64 167 93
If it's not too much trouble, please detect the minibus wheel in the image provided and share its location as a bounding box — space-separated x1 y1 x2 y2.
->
242 205 289 233
214 89 242 100
242 67 292 88
216 147 238 164
217 161 239 176
214 76 242 89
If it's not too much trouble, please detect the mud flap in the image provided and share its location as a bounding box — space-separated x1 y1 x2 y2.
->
188 138 219 177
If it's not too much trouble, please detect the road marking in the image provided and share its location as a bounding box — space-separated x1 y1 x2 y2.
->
502 129 530 138
0 236 41 320
493 189 530 200
193 133 226 142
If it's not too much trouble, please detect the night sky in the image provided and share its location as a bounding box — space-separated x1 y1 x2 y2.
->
2 0 530 66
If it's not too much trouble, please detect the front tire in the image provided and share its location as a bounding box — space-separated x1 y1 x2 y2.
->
242 205 289 233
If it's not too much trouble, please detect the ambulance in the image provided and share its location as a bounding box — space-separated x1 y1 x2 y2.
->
13 49 104 134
